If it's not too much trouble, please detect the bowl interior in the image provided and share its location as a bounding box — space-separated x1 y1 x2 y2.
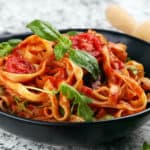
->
0 29 149 125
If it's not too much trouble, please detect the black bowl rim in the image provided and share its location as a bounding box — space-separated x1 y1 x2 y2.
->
0 28 150 126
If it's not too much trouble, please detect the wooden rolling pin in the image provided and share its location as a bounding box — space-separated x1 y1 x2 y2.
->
106 4 150 42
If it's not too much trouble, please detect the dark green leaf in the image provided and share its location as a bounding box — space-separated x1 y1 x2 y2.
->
26 19 61 41
13 96 28 112
59 83 81 102
142 142 150 150
59 83 94 121
66 31 79 36
77 102 94 121
54 43 68 60
0 43 12 57
54 36 72 60
59 36 72 49
82 95 93 103
8 39 21 47
0 39 21 57
69 49 100 80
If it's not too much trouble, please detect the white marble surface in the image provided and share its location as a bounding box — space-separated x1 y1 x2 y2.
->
0 0 150 149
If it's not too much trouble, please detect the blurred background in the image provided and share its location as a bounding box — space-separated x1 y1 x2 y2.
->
0 0 149 34
0 0 149 150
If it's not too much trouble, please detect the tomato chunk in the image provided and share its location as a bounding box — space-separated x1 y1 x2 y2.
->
70 32 102 61
5 54 35 74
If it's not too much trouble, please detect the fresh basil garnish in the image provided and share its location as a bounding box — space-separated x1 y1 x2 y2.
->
69 49 100 80
59 83 94 121
66 31 79 36
0 39 21 57
27 19 101 80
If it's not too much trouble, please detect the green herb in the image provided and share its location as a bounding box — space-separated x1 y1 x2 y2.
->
69 49 100 80
13 96 28 112
77 102 94 121
0 39 21 57
27 20 61 41
24 83 94 121
142 142 150 150
66 31 79 36
27 19 100 80
127 66 138 75
59 83 94 121
99 114 114 121
7 39 22 47
54 36 72 60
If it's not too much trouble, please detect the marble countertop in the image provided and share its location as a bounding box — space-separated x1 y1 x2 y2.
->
0 0 150 149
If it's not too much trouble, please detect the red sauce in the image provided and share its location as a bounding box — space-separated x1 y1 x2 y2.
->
48 76 63 88
70 32 102 61
5 54 35 74
80 85 93 96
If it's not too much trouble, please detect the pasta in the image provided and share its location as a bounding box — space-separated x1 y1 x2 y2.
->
0 23 149 122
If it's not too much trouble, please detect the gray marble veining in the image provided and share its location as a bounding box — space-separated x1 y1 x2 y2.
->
0 0 149 149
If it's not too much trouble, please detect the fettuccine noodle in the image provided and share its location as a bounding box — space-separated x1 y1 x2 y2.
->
0 30 149 122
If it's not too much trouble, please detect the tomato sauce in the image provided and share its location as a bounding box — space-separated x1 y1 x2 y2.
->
70 32 102 61
5 53 35 74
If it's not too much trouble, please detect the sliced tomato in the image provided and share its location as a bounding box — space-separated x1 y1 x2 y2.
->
70 32 102 61
5 54 35 74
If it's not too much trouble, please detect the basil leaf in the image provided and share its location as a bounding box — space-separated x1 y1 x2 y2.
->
54 43 68 60
66 31 79 36
59 83 94 121
54 36 72 60
59 83 81 102
0 39 21 57
0 42 12 57
82 95 93 103
69 49 100 80
27 20 61 41
77 102 94 121
142 142 150 150
27 20 72 60
8 39 22 47
59 36 72 49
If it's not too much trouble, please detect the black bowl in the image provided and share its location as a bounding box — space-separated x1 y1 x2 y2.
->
0 29 150 146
